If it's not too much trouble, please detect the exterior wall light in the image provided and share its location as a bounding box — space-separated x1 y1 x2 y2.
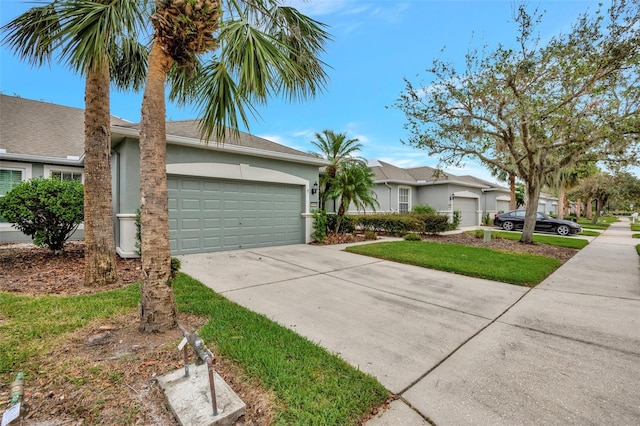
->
311 181 319 195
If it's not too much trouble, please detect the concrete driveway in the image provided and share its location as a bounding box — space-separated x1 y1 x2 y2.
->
178 219 640 425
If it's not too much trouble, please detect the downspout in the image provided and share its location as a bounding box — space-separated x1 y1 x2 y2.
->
384 181 392 212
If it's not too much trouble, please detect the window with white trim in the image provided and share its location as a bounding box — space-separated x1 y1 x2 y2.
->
0 169 22 196
398 187 410 213
44 165 84 183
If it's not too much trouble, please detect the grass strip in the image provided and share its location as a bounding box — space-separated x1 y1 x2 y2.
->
579 230 600 237
483 230 590 249
346 241 560 286
633 234 640 239
0 284 139 372
174 274 388 425
631 223 640 232
1 277 388 425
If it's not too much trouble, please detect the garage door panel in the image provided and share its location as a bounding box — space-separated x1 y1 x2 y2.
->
168 176 303 254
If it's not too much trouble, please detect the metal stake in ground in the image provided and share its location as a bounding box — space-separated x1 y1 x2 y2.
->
177 324 218 416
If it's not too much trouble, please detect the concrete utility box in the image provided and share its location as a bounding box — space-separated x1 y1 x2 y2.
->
483 229 492 242
157 363 246 426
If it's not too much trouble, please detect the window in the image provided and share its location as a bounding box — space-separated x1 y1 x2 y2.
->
398 187 410 213
51 170 83 182
44 165 84 183
0 169 22 196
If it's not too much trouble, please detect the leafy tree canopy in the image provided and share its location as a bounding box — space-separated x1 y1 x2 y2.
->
394 0 639 242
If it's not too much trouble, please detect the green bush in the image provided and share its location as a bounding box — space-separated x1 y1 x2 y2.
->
357 214 422 235
312 209 328 242
326 213 355 233
364 230 377 240
412 204 437 214
447 209 461 230
403 233 422 241
0 177 84 252
170 257 181 278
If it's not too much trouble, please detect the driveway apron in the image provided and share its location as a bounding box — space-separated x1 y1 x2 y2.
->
179 219 640 425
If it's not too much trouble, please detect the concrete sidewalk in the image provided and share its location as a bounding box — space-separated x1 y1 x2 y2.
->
179 219 640 425
396 218 640 425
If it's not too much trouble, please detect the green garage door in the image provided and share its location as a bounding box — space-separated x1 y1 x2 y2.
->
454 197 478 227
168 176 303 254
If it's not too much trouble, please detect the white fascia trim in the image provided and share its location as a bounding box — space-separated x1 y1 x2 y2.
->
375 179 490 190
496 195 511 201
112 126 329 167
0 152 84 165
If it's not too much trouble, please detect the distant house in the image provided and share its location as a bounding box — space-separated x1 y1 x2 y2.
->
353 160 511 227
0 95 327 255
538 192 559 216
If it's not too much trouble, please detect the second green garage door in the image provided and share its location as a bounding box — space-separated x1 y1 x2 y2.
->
168 176 304 254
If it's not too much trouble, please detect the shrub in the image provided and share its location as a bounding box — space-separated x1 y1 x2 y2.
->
312 209 328 243
482 211 491 226
412 204 437 214
403 233 422 241
357 214 421 235
170 257 181 279
417 213 449 234
0 177 84 252
447 209 461 231
364 230 377 240
326 213 355 234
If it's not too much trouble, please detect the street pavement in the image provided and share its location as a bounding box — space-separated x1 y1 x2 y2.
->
179 218 640 425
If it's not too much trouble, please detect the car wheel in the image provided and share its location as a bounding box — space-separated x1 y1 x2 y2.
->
556 225 570 236
502 221 514 231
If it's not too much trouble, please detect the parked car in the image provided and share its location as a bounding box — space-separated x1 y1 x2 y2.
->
493 210 582 236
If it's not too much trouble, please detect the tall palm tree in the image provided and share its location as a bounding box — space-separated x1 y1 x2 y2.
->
325 163 378 232
310 130 364 210
137 0 330 332
1 0 148 287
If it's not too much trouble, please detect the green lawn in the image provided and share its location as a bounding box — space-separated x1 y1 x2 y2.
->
631 223 640 232
577 216 616 230
482 230 590 249
1 276 388 425
346 241 561 286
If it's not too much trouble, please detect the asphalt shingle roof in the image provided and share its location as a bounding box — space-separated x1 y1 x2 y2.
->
1 96 318 161
0 94 130 159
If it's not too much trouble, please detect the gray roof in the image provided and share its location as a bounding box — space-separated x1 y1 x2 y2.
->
1 95 320 163
370 158 507 190
0 94 130 160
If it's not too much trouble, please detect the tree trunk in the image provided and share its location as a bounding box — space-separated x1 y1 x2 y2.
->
335 198 346 232
509 174 516 210
83 61 118 287
586 200 593 220
576 198 582 218
520 177 541 244
557 183 565 219
138 41 176 333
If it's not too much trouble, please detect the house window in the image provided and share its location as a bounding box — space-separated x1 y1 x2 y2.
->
398 187 410 213
44 165 84 183
0 169 22 196
51 170 82 182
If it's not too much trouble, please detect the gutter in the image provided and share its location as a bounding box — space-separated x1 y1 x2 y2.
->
0 152 84 166
384 181 393 211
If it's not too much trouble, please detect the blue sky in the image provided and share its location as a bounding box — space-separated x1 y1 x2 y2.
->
0 0 607 183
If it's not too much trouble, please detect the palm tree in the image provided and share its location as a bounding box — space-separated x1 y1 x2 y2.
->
310 130 364 210
137 0 330 332
325 163 378 232
2 0 148 287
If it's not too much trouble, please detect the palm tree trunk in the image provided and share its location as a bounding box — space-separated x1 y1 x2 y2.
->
509 174 516 210
83 61 118 287
138 41 176 333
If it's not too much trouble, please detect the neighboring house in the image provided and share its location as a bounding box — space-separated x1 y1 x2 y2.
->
0 95 326 255
358 160 511 227
537 192 559 216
